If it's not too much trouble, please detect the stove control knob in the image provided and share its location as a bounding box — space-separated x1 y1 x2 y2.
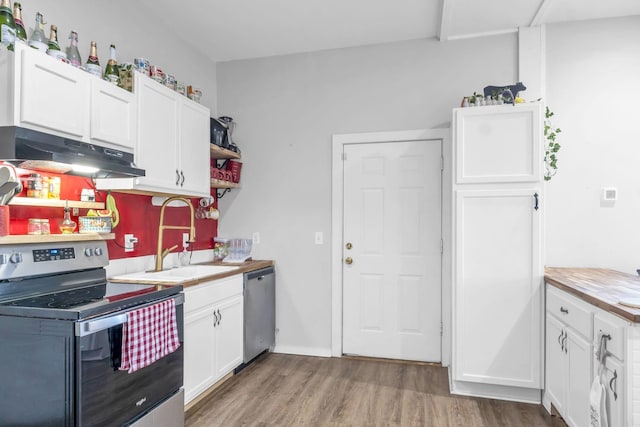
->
84 248 94 257
94 247 103 256
0 254 9 264
9 253 22 264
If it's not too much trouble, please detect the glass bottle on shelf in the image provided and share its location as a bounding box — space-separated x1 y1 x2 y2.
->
0 0 16 51
66 30 81 67
60 201 76 234
103 44 120 85
27 12 47 52
85 41 101 77
12 2 25 43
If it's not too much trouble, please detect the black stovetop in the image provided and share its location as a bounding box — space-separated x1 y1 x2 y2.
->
0 274 181 320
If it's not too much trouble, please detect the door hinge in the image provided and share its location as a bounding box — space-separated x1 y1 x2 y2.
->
440 322 443 337
440 155 444 171
342 152 347 161
440 238 443 254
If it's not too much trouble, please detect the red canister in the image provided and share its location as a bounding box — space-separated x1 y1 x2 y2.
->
225 160 242 183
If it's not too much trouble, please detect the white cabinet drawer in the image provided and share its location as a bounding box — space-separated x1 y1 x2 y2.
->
184 274 242 314
547 285 593 340
594 310 628 361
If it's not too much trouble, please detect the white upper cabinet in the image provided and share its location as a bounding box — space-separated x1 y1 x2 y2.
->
96 72 210 197
90 78 137 151
454 104 542 184
0 43 136 153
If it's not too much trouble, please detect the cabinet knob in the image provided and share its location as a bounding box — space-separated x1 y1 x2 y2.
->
344 257 353 265
345 242 353 250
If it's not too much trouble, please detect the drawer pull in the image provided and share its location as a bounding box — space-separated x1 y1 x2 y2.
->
560 307 569 314
562 331 567 354
610 369 618 401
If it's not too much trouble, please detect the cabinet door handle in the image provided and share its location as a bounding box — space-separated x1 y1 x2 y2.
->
562 331 568 354
558 329 564 349
534 192 539 211
217 309 222 325
560 306 569 314
610 369 618 401
213 309 219 327
175 169 180 185
180 171 185 186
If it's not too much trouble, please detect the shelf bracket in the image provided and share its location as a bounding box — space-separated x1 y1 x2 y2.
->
216 188 231 199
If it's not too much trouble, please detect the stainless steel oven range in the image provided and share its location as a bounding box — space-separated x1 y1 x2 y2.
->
0 239 184 427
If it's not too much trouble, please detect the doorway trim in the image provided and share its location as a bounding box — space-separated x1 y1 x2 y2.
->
331 128 452 366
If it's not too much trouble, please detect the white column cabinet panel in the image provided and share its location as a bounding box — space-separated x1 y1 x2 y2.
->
451 103 544 403
455 104 541 184
454 189 542 388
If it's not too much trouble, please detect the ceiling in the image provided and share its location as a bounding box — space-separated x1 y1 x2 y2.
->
139 0 640 63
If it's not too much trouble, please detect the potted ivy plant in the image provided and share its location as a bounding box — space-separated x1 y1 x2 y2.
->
544 106 561 181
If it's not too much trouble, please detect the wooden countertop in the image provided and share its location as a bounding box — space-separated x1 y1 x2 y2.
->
109 259 274 288
545 267 640 323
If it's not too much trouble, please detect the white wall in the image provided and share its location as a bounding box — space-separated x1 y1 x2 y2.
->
545 16 640 274
216 35 517 355
20 1 217 112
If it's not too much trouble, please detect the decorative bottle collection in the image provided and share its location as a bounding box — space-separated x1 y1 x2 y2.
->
66 30 81 67
0 0 16 51
27 11 46 51
103 44 120 85
12 2 25 42
85 40 101 77
1 2 204 99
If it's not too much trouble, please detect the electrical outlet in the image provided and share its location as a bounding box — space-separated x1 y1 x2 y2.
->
182 233 190 249
124 234 138 252
252 232 260 245
315 232 323 245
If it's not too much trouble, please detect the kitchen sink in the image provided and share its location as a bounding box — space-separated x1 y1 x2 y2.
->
110 265 240 284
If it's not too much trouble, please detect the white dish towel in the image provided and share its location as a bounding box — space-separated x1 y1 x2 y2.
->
590 333 609 427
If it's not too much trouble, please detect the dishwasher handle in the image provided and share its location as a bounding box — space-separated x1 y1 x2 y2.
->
244 266 274 281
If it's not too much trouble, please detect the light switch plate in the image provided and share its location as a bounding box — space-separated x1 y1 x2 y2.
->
315 232 323 245
602 187 617 201
253 232 260 244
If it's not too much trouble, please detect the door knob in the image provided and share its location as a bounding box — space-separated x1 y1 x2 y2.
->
345 242 352 250
345 257 353 265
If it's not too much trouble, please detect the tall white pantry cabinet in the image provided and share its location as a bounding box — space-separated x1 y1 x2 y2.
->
450 103 544 403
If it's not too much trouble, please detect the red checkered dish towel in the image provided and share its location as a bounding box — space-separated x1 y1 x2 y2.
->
120 298 180 374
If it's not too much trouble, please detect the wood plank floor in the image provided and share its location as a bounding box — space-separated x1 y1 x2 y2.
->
185 353 567 427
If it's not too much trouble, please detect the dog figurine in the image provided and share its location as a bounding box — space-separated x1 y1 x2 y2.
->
483 82 526 104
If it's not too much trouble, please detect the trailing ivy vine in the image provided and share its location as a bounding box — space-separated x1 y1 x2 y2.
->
544 106 561 181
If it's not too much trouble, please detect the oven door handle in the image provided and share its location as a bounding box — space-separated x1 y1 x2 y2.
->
76 293 184 337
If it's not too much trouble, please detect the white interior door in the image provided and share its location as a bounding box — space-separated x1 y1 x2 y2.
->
342 140 442 362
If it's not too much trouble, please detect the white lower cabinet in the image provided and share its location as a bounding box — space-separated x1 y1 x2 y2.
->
545 287 593 427
183 275 243 405
545 285 630 426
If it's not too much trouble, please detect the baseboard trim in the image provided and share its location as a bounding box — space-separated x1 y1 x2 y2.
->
273 345 332 358
450 379 542 404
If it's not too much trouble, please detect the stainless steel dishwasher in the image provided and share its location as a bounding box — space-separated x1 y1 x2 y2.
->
242 266 275 364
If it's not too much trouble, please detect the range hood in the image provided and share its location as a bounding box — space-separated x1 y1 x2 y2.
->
0 126 145 178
